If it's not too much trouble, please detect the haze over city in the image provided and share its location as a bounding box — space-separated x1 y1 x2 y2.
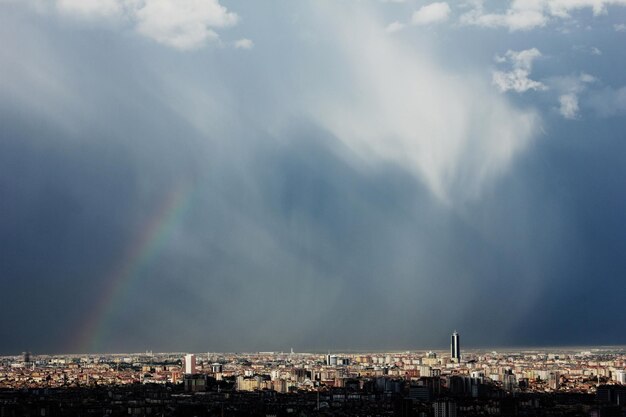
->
1 0 626 356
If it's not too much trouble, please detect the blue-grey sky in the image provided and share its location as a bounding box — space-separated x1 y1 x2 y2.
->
1 0 626 355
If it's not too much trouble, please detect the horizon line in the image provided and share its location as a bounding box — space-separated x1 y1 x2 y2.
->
5 344 626 357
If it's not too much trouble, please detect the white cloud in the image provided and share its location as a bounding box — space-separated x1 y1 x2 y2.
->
7 0 239 50
385 21 405 33
234 38 253 49
507 48 543 70
492 48 547 93
559 93 579 119
461 0 626 31
494 54 507 64
311 6 539 202
493 70 546 92
460 1 548 31
134 0 238 50
549 73 596 119
411 2 451 25
615 23 626 31
546 0 626 17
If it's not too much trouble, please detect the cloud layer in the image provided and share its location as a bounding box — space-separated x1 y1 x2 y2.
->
1 0 626 354
8 0 240 49
461 0 626 31
312 8 538 202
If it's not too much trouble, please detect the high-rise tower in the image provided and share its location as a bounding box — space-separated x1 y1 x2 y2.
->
184 354 196 375
450 331 460 363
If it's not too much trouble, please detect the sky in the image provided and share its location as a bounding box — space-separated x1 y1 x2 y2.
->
1 0 626 355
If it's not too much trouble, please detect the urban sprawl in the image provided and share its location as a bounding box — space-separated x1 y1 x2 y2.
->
1 333 626 416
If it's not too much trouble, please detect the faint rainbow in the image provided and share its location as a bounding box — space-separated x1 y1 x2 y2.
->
74 181 194 353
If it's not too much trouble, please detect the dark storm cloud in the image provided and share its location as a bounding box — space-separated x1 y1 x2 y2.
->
1 1 626 355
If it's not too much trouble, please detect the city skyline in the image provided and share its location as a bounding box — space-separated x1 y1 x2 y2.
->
1 0 626 355
11 339 626 358
2 346 625 415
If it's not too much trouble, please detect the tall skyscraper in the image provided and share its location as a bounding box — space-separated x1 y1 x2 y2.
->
451 331 460 363
184 354 196 375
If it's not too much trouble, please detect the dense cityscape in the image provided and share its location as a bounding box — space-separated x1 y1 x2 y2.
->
1 333 625 416
3 0 626 416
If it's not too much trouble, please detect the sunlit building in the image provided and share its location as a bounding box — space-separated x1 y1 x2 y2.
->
184 354 196 375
